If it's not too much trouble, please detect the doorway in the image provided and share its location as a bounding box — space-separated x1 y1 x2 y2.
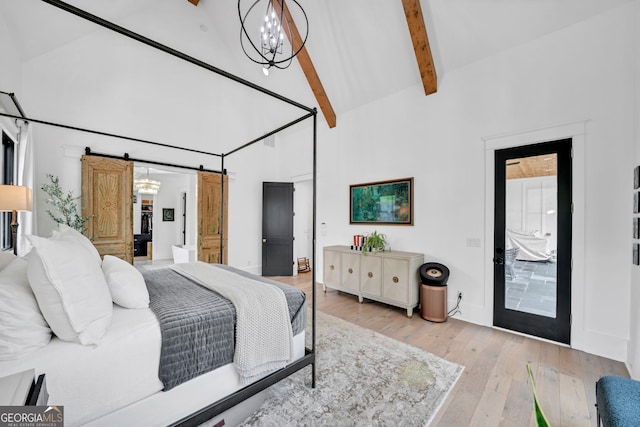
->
493 139 572 344
293 179 313 274
132 165 198 267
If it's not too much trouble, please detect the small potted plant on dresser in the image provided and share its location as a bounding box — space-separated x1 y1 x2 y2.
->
363 230 387 254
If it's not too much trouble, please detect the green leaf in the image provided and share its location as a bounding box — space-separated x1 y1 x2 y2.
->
41 174 93 232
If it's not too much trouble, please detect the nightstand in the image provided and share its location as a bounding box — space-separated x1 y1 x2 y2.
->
0 370 48 406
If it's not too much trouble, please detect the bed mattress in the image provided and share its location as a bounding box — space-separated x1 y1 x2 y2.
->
0 265 307 426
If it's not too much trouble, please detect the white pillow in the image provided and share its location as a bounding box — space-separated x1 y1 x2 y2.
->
102 255 149 309
0 251 16 271
52 224 102 266
27 234 112 345
0 258 52 360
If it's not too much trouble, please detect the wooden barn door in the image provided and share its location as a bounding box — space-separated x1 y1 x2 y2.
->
197 171 228 264
81 155 133 263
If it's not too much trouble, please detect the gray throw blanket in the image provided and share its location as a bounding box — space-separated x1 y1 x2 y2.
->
143 266 306 391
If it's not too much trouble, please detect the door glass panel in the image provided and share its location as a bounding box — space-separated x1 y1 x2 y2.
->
504 153 557 318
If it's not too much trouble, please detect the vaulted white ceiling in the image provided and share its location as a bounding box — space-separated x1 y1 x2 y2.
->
0 0 634 127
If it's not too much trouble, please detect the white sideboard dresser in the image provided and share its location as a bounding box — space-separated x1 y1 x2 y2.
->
323 245 424 317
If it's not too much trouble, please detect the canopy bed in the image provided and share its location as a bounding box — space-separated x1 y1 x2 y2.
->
0 1 317 426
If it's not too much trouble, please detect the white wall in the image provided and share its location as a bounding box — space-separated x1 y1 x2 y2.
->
0 15 21 100
0 11 23 151
151 173 192 261
626 0 640 378
300 3 637 362
18 21 294 263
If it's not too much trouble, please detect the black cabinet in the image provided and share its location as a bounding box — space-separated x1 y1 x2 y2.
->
134 233 152 257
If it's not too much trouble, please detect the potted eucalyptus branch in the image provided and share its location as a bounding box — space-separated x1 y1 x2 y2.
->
363 230 387 254
41 174 93 232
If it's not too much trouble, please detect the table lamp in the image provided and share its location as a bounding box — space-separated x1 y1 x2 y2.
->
0 185 33 255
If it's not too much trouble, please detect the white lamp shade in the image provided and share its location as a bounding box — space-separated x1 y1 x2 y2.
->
0 185 33 212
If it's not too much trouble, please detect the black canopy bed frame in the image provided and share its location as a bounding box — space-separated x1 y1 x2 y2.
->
0 0 317 425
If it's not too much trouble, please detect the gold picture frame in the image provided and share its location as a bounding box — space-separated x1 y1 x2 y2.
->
350 178 413 225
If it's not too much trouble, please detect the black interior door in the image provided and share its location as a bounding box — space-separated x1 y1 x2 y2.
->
262 182 294 276
494 139 572 344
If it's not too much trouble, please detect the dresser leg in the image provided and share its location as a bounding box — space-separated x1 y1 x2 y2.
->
358 295 364 303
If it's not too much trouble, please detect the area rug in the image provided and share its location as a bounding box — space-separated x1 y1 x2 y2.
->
240 312 464 426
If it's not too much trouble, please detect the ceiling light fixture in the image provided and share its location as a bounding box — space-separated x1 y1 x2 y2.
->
238 0 309 75
134 169 161 195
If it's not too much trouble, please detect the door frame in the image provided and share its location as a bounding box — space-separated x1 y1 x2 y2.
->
493 139 572 343
482 121 587 346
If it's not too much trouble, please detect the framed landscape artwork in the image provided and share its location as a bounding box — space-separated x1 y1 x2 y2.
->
350 177 414 225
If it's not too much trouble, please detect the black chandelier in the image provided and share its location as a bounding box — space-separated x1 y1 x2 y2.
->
238 0 309 76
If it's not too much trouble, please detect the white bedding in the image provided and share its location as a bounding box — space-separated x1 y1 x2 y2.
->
171 262 293 382
0 305 163 426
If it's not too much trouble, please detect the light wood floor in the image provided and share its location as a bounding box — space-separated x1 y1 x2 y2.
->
271 271 628 427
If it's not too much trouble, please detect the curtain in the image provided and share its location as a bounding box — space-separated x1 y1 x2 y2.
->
16 120 35 255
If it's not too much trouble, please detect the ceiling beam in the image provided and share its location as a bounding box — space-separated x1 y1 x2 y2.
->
401 0 437 95
188 0 199 6
275 0 337 128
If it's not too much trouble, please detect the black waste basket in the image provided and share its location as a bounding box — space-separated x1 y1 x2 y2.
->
419 263 450 322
